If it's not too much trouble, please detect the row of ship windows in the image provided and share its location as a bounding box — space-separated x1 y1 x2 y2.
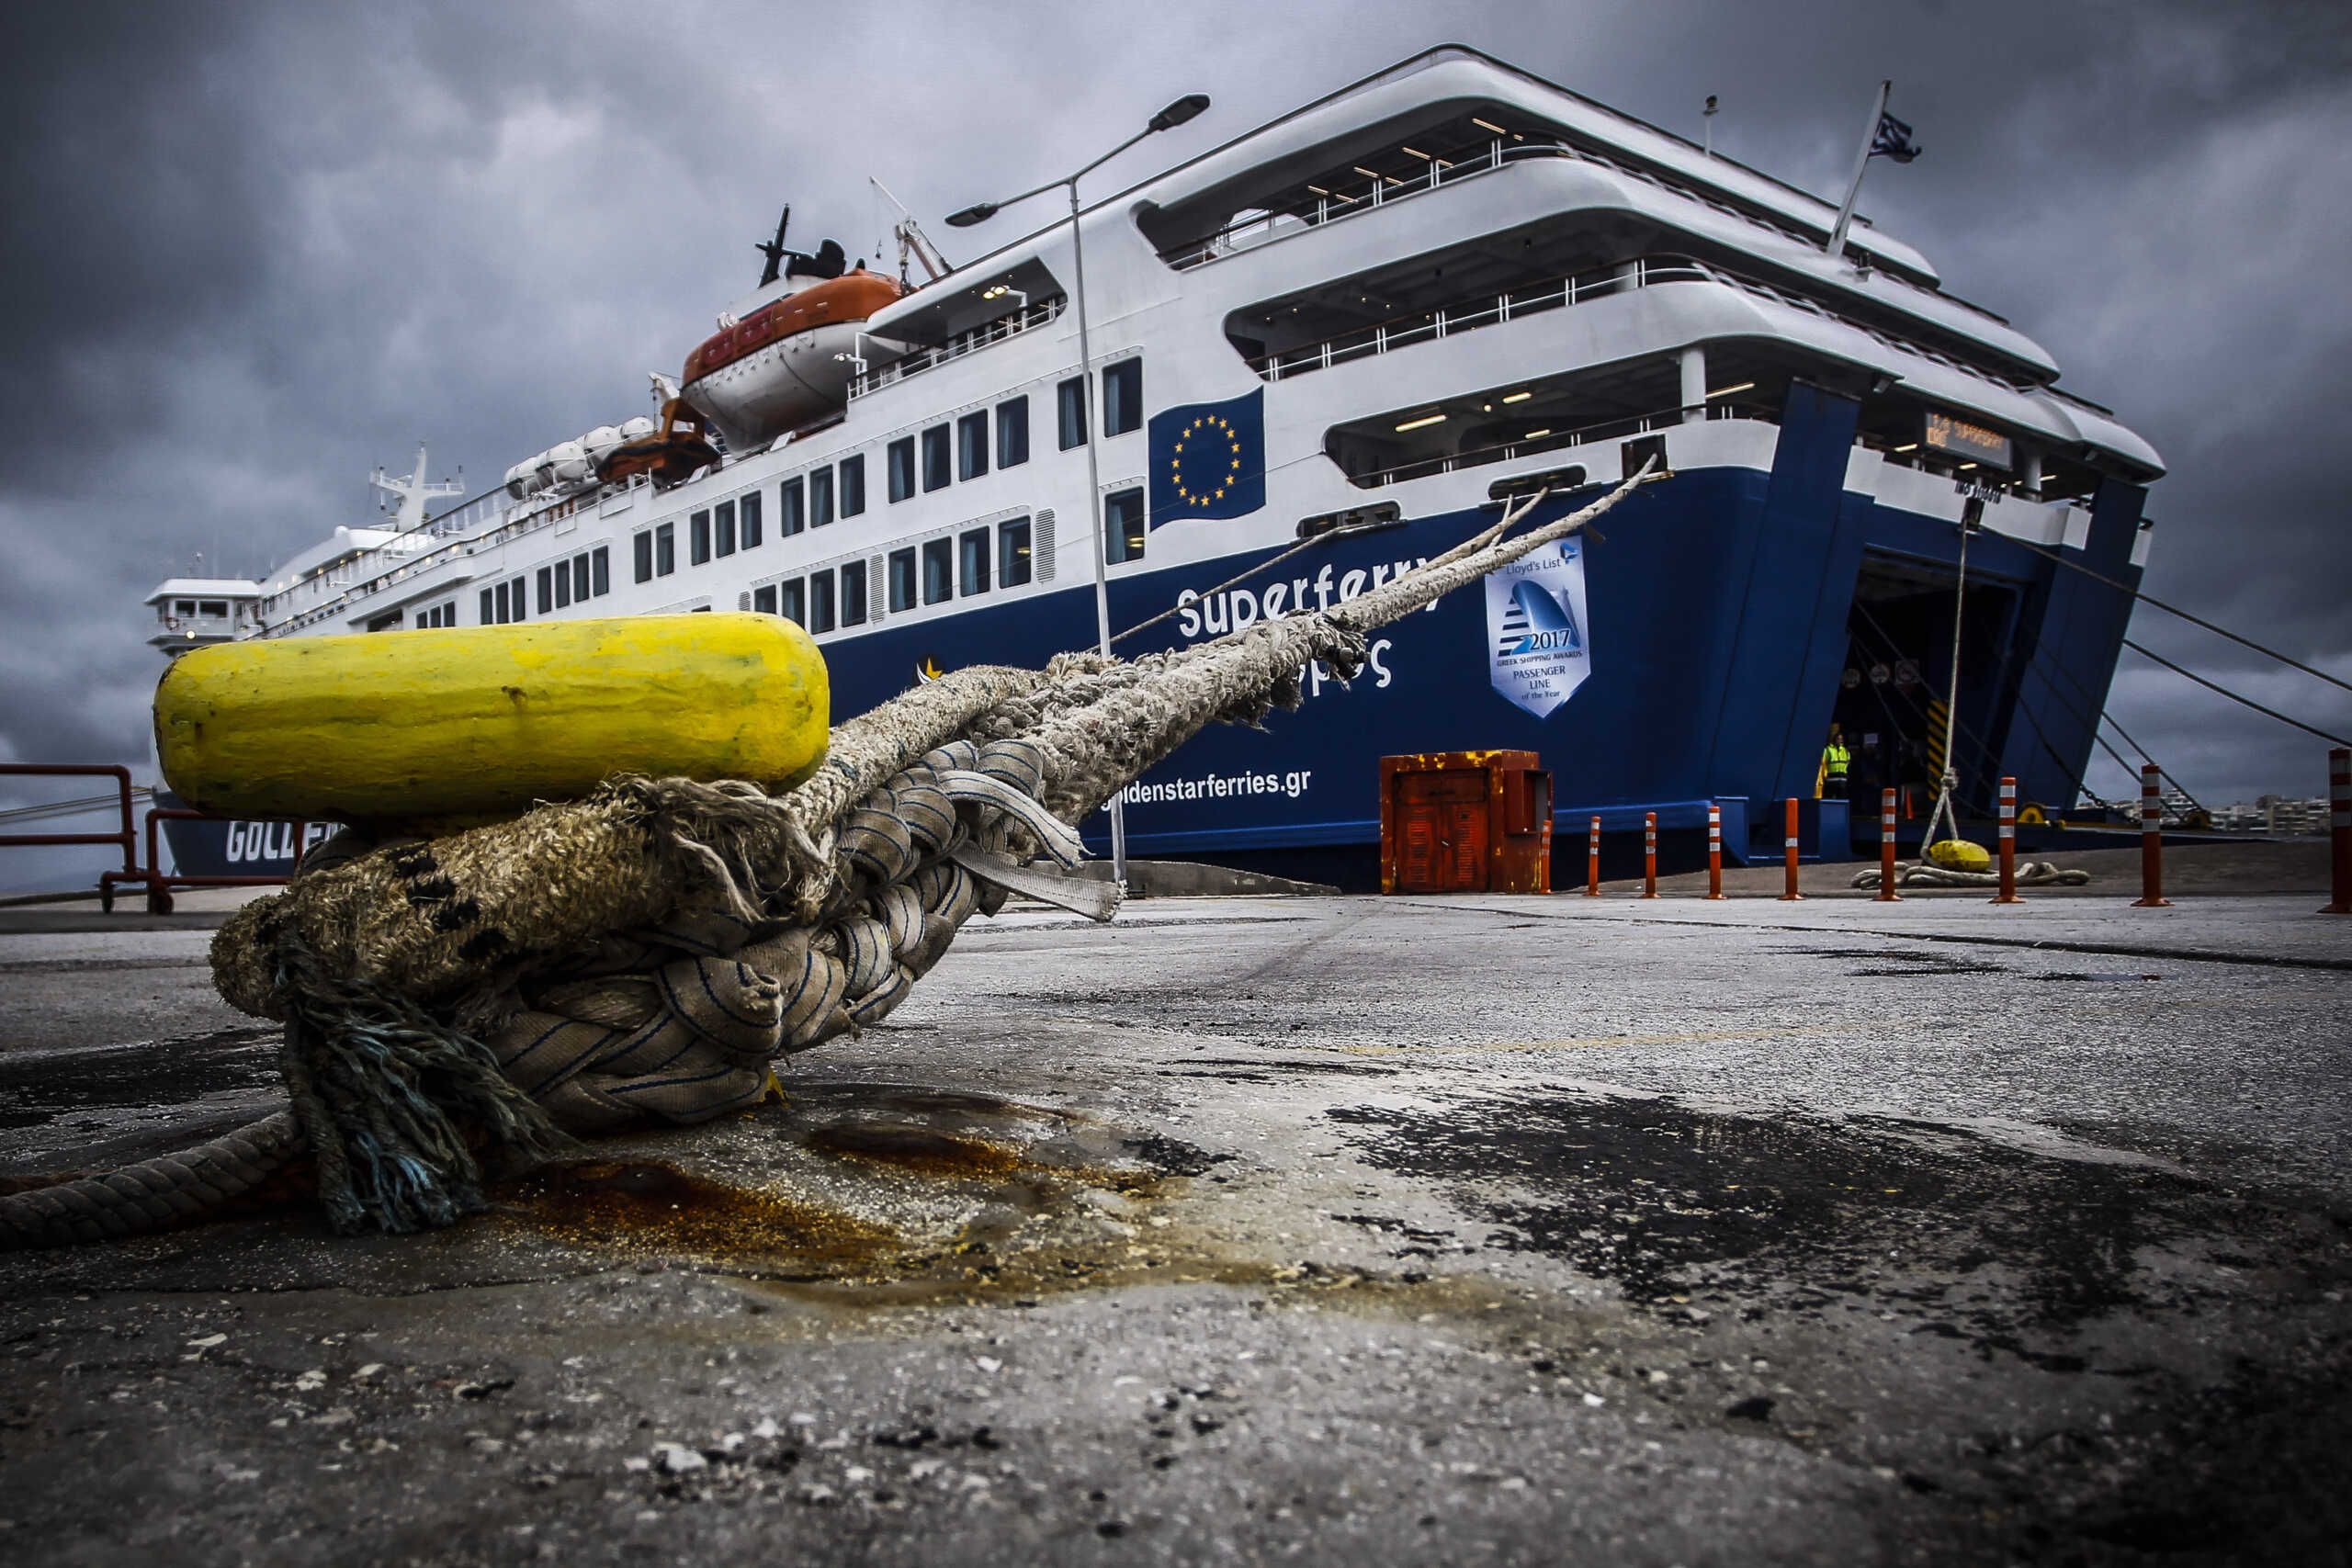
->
752 514 1037 635
631 479 1152 608
472 546 615 626
628 359 1146 582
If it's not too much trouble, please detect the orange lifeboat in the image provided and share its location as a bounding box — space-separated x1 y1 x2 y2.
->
596 398 719 490
680 255 905 450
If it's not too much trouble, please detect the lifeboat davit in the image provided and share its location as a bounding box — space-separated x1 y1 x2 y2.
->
681 245 905 450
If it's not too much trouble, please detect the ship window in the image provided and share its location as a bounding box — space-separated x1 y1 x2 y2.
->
198 600 229 617
511 576 526 619
572 553 591 603
592 546 610 595
841 454 866 515
174 599 197 616
960 527 990 596
958 411 989 481
778 577 806 626
691 510 712 566
753 584 777 615
809 570 837 633
481 588 494 623
715 499 737 557
887 438 915 502
780 479 805 536
1103 358 1142 435
368 610 403 633
998 397 1030 468
921 424 951 492
550 564 569 610
1104 488 1146 563
840 559 867 625
536 567 552 614
809 468 834 527
888 547 917 611
634 531 653 583
999 517 1032 587
1057 377 1087 449
740 489 763 547
922 537 953 604
655 522 675 576
492 581 510 624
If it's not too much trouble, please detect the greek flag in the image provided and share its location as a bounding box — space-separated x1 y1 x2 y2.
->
1871 111 1921 164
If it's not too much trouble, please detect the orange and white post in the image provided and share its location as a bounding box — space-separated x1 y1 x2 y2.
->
1991 776 2024 905
2132 762 2172 908
1705 804 1725 899
1642 811 1659 898
1874 786 1902 902
2324 747 2350 916
1778 797 1804 900
1585 816 1601 897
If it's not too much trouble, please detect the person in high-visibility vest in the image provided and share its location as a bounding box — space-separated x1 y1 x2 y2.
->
1820 723 1852 800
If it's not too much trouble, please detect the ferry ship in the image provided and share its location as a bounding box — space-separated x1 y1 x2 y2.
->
144 46 2163 885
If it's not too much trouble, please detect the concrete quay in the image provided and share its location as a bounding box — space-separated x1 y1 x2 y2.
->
1 886 2346 1566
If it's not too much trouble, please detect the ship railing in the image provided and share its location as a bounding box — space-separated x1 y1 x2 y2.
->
1250 256 1709 383
1349 397 1779 491
1253 248 2035 409
1168 132 2019 341
849 297 1066 401
258 487 601 637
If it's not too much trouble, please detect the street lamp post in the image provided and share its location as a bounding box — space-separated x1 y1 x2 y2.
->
947 93 1209 886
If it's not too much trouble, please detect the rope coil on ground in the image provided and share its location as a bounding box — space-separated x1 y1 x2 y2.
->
1851 861 2091 889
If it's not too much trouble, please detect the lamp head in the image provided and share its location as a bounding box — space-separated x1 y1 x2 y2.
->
944 202 999 229
1148 93 1210 132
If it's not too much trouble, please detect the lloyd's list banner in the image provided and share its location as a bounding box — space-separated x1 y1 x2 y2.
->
1485 539 1592 718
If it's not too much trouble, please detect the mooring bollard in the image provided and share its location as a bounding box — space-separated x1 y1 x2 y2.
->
1874 786 1903 902
1991 776 2024 905
2132 762 2172 908
1706 804 1725 899
1642 811 1659 898
2324 747 2350 916
1585 816 1601 897
1779 796 1804 900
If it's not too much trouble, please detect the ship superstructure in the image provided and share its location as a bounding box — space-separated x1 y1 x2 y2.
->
147 46 2164 878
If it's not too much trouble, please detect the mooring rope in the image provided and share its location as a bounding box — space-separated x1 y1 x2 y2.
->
0 468 1652 1248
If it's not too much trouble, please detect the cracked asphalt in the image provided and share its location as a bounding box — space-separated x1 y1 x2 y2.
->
2 887 2347 1566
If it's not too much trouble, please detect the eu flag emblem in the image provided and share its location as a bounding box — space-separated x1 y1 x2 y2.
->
1148 388 1266 528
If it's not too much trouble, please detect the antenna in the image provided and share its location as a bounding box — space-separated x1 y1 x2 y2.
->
755 204 792 288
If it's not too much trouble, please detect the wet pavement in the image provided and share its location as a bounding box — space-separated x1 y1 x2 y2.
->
2 889 2348 1566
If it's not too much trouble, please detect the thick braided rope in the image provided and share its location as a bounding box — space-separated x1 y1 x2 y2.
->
11 471 1650 1247
0 1111 300 1250
1853 860 2091 889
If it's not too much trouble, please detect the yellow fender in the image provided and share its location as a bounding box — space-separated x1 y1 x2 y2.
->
155 614 828 821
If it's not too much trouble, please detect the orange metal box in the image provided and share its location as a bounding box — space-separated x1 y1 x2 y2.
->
1380 750 1553 895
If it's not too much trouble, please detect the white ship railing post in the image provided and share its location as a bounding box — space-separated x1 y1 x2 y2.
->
945 91 1211 886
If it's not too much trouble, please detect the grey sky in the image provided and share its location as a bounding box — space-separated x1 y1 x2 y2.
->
3 0 2346 885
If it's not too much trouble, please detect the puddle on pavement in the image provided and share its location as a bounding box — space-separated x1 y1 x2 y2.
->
803 1124 1028 1180
1327 1090 2351 1352
492 1083 1225 1292
507 1159 896 1269
1795 945 2011 978
0 1026 280 1134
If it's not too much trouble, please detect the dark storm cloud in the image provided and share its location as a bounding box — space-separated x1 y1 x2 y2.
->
1 0 2345 858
